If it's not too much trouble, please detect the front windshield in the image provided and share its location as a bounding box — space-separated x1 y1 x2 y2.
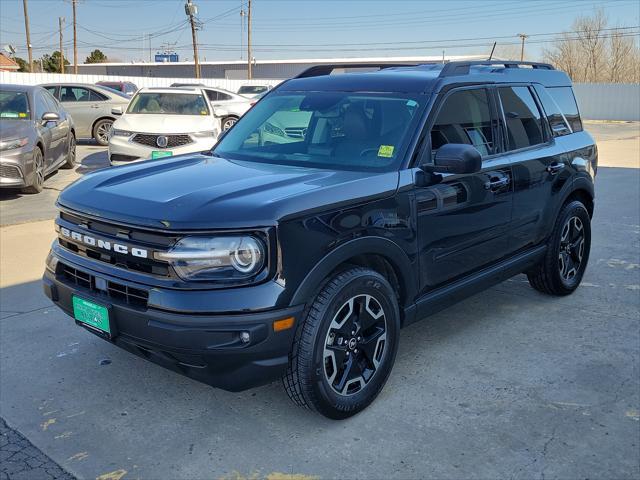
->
214 92 423 171
127 92 210 115
0 91 30 120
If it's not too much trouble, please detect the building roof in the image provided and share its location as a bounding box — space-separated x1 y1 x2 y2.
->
74 54 487 67
0 53 19 71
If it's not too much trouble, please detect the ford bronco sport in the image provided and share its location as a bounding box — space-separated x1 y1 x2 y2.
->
43 61 597 419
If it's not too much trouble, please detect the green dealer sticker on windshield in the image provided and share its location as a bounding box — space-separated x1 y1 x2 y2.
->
378 145 395 158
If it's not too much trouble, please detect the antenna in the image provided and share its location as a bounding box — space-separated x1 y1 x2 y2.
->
488 42 497 61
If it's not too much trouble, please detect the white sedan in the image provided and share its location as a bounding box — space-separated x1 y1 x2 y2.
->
108 87 221 165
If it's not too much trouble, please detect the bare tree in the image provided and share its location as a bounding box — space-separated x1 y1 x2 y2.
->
544 9 640 83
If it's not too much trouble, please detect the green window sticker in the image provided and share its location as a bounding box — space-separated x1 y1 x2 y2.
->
378 145 395 158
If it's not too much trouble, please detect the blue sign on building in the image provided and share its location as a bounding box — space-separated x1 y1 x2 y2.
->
155 53 179 63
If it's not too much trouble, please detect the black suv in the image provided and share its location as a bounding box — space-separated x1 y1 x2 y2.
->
43 61 597 419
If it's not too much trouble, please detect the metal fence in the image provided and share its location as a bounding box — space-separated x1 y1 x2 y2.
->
0 71 283 92
573 83 640 121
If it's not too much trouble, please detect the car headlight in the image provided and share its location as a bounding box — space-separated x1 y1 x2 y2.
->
0 137 28 151
154 235 266 281
110 129 133 138
263 122 285 137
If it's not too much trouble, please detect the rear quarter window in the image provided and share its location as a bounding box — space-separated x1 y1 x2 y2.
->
547 86 583 133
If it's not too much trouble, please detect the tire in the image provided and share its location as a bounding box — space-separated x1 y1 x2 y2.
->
221 116 239 131
283 267 400 419
527 200 591 295
22 147 44 194
93 118 113 146
61 133 77 169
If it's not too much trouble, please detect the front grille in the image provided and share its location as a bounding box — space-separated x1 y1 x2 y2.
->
57 211 174 277
60 263 149 308
132 133 192 149
0 164 22 179
284 127 307 139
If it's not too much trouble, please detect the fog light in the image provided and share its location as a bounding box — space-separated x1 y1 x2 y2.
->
239 331 251 344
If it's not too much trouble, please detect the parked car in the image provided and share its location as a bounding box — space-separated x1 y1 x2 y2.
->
40 83 130 146
237 84 272 98
96 81 138 98
201 87 253 130
107 87 221 164
44 61 597 419
0 84 76 193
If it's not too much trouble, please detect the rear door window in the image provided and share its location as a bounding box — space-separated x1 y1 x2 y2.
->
547 86 583 132
498 86 544 151
60 86 91 102
430 88 495 157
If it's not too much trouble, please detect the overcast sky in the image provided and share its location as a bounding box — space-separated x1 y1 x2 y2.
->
1 0 638 63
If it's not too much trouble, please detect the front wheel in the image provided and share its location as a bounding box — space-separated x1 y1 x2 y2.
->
93 119 113 146
527 200 591 295
283 267 400 419
62 133 76 169
22 148 44 194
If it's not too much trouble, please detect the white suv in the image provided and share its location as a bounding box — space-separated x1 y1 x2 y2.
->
108 87 221 165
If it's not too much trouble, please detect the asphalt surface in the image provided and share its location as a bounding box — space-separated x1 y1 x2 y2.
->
0 123 639 479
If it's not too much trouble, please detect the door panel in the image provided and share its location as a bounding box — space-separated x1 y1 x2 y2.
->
416 87 514 292
59 86 94 137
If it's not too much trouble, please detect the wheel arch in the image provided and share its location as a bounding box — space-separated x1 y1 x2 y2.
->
91 116 115 134
290 236 418 314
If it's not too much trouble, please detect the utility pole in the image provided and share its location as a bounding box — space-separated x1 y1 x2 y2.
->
22 0 33 72
185 0 201 78
247 0 252 79
72 0 78 73
240 8 245 60
517 33 528 61
59 17 65 73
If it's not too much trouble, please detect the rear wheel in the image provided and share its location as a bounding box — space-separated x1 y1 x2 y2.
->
62 133 76 169
221 116 239 131
283 267 400 419
22 148 44 194
527 200 591 295
93 119 113 146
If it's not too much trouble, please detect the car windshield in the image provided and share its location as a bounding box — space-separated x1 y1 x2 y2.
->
214 91 423 172
0 91 30 120
127 92 209 115
239 86 268 94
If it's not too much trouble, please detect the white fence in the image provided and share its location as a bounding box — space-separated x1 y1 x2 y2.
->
2 72 638 121
573 83 640 122
0 71 283 92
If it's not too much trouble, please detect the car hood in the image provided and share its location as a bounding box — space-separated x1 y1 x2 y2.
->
113 114 217 134
0 120 34 142
57 154 399 230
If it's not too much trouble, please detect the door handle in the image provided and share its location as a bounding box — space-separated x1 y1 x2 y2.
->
90 104 100 109
485 176 510 191
547 162 565 175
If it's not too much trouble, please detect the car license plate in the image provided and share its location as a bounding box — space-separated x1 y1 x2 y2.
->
151 151 173 159
72 296 110 335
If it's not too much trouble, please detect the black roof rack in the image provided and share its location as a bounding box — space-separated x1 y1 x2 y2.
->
439 60 555 77
295 63 420 79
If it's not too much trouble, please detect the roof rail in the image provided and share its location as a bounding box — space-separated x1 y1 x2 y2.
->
439 60 555 77
295 63 418 79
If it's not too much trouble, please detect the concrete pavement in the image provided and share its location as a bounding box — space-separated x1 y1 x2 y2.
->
0 124 638 479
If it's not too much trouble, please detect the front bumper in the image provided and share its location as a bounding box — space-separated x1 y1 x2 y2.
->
0 146 33 188
43 252 303 392
108 135 217 165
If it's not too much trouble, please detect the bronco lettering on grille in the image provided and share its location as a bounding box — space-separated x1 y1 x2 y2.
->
60 227 148 259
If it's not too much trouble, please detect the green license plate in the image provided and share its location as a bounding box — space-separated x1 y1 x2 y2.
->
151 151 173 159
72 296 110 334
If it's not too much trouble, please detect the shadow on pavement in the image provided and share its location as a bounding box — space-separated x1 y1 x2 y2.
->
76 150 110 174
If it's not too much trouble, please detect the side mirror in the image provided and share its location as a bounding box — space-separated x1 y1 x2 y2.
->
432 144 482 174
41 112 59 124
111 106 123 116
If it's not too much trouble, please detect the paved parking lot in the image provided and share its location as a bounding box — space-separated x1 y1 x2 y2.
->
1 123 639 479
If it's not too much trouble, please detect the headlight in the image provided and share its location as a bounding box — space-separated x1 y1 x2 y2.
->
154 235 266 281
110 129 133 138
0 137 28 151
191 130 217 138
263 122 285 137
